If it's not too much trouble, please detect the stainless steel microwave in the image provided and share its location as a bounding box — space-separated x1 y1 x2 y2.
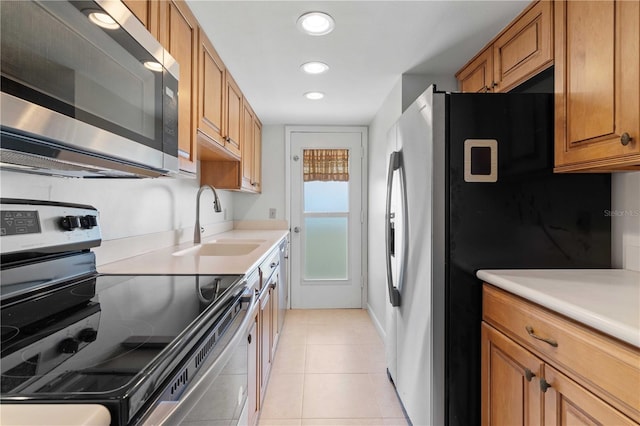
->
0 0 179 178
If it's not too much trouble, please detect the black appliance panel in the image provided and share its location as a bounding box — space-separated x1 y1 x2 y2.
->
445 93 611 426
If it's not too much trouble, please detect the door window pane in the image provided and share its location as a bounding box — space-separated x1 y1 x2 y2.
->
304 217 348 280
304 181 349 213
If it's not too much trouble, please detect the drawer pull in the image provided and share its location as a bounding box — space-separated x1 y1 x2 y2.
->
524 368 535 382
525 325 558 347
540 378 552 393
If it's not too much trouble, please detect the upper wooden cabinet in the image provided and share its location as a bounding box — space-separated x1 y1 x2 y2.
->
158 0 198 175
225 74 243 158
456 1 553 93
457 47 494 93
122 0 160 39
197 28 226 151
553 0 640 172
241 101 262 193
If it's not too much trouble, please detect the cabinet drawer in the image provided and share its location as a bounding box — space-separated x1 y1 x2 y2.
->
259 249 279 288
483 285 640 422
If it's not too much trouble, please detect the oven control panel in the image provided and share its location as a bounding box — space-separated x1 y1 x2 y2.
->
0 199 102 255
1 210 41 236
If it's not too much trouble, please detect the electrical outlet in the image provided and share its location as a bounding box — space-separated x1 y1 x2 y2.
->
269 208 276 219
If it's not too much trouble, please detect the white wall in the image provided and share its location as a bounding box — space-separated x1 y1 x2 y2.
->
234 125 287 222
612 172 640 271
0 169 234 260
367 78 403 334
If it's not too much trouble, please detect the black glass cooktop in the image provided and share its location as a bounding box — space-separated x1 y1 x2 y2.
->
0 271 244 421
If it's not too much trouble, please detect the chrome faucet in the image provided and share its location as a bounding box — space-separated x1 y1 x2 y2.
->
194 185 222 244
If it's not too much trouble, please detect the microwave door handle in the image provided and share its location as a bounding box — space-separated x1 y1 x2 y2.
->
385 151 402 307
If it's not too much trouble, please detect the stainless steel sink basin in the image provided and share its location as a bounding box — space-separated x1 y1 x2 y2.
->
172 239 265 257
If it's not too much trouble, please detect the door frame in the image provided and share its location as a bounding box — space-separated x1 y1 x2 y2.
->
285 125 369 309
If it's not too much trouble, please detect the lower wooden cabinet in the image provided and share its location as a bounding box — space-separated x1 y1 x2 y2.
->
482 284 640 426
247 310 259 426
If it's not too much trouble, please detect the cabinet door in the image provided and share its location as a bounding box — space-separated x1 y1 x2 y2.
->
161 0 198 174
554 0 640 171
122 0 160 39
247 311 259 426
543 365 637 426
198 28 225 147
259 287 272 400
270 278 279 358
252 117 262 193
225 74 242 158
492 0 552 92
456 47 494 93
241 101 255 191
482 323 544 426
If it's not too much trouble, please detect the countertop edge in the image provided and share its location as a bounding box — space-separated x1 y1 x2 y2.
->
477 269 640 348
97 229 289 276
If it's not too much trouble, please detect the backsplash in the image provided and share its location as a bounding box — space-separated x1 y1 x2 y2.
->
0 169 234 264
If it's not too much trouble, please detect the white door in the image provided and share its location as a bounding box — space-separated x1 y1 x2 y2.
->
288 128 366 309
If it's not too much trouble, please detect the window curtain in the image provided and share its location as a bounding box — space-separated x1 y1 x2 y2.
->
303 149 349 182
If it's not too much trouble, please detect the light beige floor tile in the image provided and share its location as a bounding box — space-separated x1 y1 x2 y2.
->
302 374 381 419
302 418 387 425
305 344 386 374
382 419 410 426
278 322 308 346
272 344 306 374
368 374 406 418
259 418 302 426
260 373 304 419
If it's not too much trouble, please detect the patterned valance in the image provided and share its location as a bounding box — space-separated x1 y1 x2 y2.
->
303 149 349 182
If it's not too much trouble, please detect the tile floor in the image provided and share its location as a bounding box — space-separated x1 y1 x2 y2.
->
258 309 409 426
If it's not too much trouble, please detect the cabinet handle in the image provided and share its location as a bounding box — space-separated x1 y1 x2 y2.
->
539 378 552 393
525 325 558 347
621 132 632 146
524 368 535 382
482 86 491 93
491 81 498 89
248 334 252 344
269 282 276 290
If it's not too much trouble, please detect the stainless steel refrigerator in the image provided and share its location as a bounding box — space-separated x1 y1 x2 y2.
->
384 86 611 426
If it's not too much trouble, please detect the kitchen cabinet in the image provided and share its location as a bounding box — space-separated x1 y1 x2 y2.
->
457 47 494 93
456 1 553 93
158 0 198 175
247 307 259 426
122 0 160 40
482 284 640 425
200 102 262 193
241 101 262 192
225 74 243 158
553 0 640 172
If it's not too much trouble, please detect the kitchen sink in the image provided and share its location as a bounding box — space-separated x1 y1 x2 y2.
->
172 239 265 257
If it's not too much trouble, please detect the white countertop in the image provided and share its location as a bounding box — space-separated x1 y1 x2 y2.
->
0 404 110 426
98 229 288 275
477 269 640 348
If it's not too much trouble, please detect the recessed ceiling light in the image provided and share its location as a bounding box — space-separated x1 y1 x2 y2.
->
88 11 120 30
300 62 330 75
297 12 335 36
143 61 163 72
304 91 325 100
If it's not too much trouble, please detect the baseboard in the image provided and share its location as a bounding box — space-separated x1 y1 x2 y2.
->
366 303 386 341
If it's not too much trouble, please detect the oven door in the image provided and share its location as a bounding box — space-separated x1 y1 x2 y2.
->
137 287 256 426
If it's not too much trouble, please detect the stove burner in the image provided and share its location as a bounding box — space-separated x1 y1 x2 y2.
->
1 326 20 345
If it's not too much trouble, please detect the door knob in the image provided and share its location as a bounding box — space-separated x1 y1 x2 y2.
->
293 226 300 233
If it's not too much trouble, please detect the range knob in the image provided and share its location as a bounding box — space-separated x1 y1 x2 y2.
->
77 328 98 343
80 215 98 229
58 338 80 354
60 216 81 231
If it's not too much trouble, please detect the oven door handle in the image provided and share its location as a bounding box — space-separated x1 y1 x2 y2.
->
140 287 256 426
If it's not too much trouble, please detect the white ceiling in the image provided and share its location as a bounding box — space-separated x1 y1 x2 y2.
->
186 1 530 125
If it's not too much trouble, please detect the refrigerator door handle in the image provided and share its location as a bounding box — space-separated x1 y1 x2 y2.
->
385 151 402 307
